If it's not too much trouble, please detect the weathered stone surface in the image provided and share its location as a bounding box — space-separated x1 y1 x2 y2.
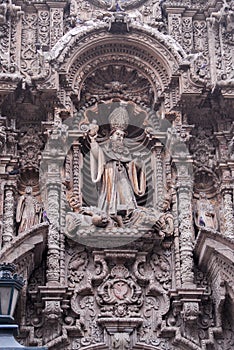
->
0 0 234 349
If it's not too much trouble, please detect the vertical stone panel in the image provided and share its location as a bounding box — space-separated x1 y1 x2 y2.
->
49 5 64 48
222 188 234 239
46 184 61 284
2 183 15 247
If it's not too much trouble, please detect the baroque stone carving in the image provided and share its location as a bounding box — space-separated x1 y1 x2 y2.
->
16 186 43 233
62 102 174 246
195 192 218 230
1 0 234 349
18 127 44 170
97 264 143 318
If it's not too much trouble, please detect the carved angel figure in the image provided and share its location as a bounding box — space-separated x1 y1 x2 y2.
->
89 106 146 222
16 186 42 233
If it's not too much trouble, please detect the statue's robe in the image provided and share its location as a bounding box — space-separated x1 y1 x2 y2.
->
90 140 146 216
16 193 42 233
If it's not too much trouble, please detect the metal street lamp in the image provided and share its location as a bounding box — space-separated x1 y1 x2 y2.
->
0 263 47 349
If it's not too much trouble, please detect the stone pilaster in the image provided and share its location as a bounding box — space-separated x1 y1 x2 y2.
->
206 17 218 86
72 141 82 206
177 184 195 286
46 183 61 285
174 157 195 287
222 187 234 239
171 187 181 288
152 142 164 208
48 2 65 48
167 8 184 46
2 183 16 248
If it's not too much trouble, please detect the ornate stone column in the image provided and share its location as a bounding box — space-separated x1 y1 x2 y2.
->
171 187 181 288
46 183 61 284
41 116 68 285
206 17 218 86
72 140 82 206
221 187 234 239
177 183 195 286
151 142 164 208
174 157 195 287
2 183 16 248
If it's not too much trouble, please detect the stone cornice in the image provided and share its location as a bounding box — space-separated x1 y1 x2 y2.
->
0 223 48 265
194 228 234 272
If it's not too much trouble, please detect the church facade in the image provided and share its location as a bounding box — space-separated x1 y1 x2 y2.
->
0 0 234 349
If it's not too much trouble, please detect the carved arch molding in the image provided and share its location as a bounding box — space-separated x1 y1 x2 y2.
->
40 24 195 112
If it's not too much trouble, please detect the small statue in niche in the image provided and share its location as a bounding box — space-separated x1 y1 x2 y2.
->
16 186 43 233
195 192 218 230
89 106 146 226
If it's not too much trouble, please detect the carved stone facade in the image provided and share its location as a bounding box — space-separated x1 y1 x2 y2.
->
0 0 234 349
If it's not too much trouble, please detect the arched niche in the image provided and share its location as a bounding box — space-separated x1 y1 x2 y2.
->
50 100 174 247
45 22 188 111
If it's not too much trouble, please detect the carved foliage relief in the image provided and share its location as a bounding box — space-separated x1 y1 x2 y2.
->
63 247 173 348
1 1 234 350
21 13 38 75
